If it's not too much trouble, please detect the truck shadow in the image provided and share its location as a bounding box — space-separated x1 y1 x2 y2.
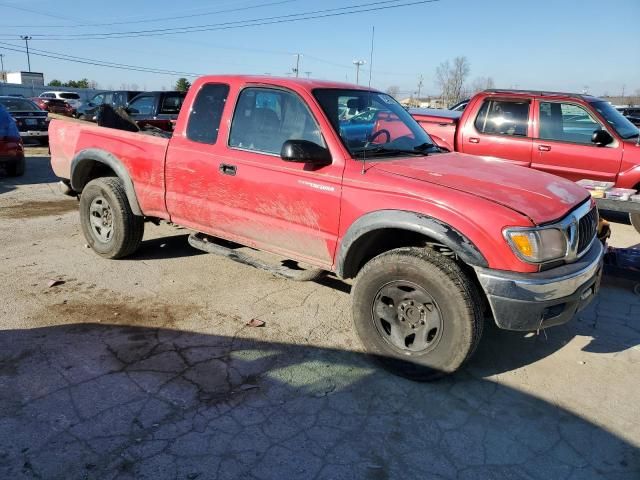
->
0 155 59 195
0 322 637 479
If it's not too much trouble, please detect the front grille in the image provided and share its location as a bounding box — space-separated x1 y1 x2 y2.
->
577 207 598 254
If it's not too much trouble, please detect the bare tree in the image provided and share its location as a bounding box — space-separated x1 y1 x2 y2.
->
435 56 470 108
469 76 495 95
385 85 400 98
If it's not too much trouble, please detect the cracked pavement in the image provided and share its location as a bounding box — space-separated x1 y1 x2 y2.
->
0 151 639 479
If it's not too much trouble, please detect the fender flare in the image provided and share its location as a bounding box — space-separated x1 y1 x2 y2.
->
335 210 488 278
70 148 143 216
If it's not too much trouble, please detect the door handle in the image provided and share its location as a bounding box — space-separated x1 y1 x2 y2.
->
219 163 237 176
538 145 551 152
469 137 480 144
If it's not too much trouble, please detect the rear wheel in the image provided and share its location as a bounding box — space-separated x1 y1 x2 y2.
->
352 247 483 381
79 177 144 259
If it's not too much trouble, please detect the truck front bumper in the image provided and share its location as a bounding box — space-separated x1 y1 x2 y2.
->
474 241 604 331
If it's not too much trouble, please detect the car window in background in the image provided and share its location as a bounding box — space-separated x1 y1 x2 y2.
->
474 99 530 136
91 94 104 105
0 98 41 112
186 83 229 145
160 94 185 114
539 102 602 144
103 93 114 105
128 96 155 115
229 87 324 155
59 93 81 100
591 101 639 139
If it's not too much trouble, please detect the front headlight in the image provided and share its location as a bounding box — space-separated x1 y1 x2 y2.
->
504 227 567 263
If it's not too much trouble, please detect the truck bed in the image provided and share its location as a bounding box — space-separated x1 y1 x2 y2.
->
49 118 171 218
409 108 460 151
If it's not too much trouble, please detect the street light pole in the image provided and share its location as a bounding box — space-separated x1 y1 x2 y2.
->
0 54 5 80
293 53 302 78
353 60 366 85
20 35 32 72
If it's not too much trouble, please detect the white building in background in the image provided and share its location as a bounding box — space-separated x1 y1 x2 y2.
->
6 71 45 86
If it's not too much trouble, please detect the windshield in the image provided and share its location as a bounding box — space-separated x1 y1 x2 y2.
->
591 101 639 139
313 89 439 158
0 98 41 112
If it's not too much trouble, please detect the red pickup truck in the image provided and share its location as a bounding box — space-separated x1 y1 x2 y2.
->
49 76 603 379
410 90 640 232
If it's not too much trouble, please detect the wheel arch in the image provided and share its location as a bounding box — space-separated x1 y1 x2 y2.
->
70 148 142 216
336 210 488 279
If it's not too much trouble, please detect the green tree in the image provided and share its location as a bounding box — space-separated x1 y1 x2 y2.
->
48 79 63 86
175 77 191 92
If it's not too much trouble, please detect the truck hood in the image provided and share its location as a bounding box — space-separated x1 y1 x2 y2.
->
373 152 590 225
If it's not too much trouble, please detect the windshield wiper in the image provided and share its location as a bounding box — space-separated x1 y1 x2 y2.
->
353 142 434 158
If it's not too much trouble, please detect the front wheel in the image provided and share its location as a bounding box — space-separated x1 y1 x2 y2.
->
79 177 144 259
630 213 640 235
352 247 484 381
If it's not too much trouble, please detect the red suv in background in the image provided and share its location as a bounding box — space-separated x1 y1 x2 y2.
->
31 97 75 117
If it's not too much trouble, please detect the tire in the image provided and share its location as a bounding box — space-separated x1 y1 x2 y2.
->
6 156 25 177
79 177 144 259
630 213 640 235
352 247 484 381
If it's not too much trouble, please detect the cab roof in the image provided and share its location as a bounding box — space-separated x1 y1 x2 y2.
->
483 89 601 102
194 74 377 92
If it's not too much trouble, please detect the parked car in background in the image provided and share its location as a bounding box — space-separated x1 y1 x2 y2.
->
0 103 25 176
39 91 83 114
31 96 75 117
76 90 142 121
49 75 603 380
410 89 640 232
125 91 186 131
0 96 49 145
448 98 469 111
617 106 640 127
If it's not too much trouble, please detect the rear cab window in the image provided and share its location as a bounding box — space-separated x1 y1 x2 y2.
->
186 84 229 145
474 99 531 137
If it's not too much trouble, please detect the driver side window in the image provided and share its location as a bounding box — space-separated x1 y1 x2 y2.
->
538 102 602 145
229 87 324 155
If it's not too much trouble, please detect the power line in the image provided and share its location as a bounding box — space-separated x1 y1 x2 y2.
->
0 0 440 40
0 42 203 77
0 0 300 28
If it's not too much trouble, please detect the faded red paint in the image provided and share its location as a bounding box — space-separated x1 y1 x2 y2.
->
50 75 593 275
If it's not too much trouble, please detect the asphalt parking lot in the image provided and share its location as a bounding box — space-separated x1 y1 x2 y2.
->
1 150 639 480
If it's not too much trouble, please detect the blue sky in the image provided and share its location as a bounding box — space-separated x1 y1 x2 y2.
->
0 0 638 96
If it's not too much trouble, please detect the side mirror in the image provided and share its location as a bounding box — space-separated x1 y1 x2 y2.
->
281 139 331 167
591 129 614 146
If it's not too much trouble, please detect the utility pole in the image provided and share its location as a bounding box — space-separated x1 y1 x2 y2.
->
0 54 4 82
20 35 32 72
417 75 424 100
293 53 302 77
304 71 312 78
621 84 626 104
353 60 366 85
368 26 375 87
